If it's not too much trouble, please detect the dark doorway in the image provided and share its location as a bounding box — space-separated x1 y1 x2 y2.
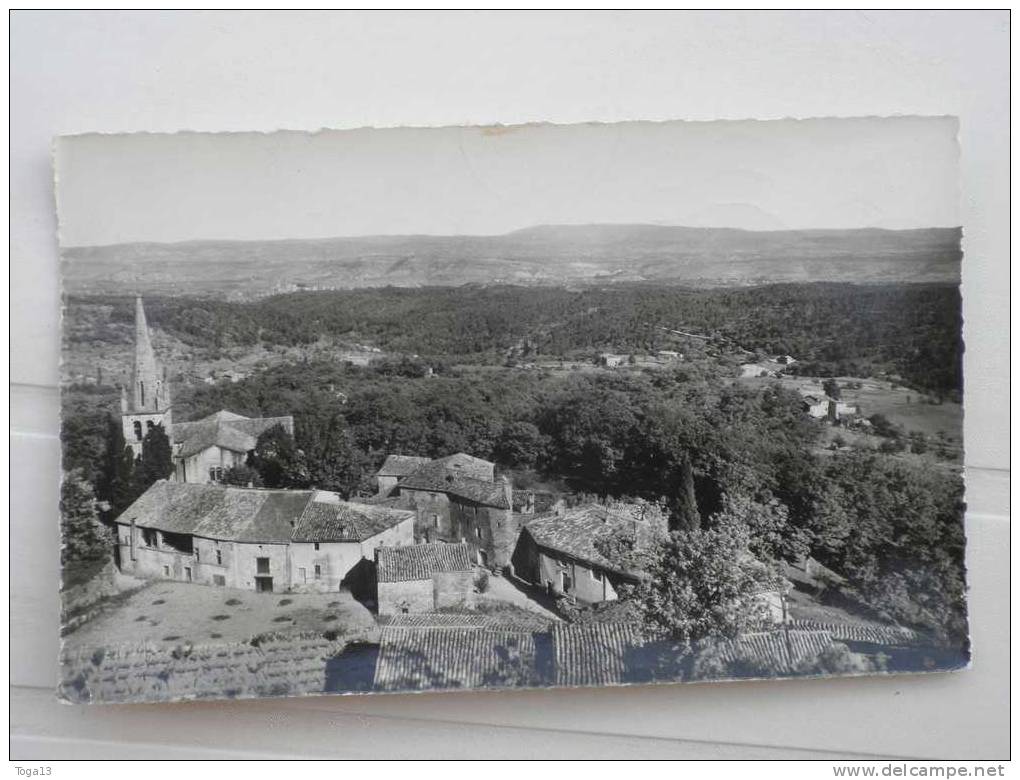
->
255 576 273 593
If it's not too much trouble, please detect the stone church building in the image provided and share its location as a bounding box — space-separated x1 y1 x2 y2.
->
120 296 293 484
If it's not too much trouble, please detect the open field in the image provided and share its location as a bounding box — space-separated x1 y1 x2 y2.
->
62 581 378 651
738 374 963 442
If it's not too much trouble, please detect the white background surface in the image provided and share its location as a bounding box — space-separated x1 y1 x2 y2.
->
10 10 1009 759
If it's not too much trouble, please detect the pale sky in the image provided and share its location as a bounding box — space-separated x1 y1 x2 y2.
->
55 116 959 247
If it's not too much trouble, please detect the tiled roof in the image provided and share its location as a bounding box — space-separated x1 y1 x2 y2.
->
553 622 646 687
386 613 499 628
376 455 431 477
172 411 293 459
523 505 652 576
552 623 840 686
376 542 472 583
398 461 509 508
429 453 495 481
116 481 313 543
705 629 836 673
785 620 918 645
373 625 538 691
116 481 413 545
292 500 413 543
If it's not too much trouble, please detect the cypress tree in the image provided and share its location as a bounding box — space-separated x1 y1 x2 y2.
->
135 423 174 492
96 414 137 518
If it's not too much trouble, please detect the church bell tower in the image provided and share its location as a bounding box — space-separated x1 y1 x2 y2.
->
121 297 173 456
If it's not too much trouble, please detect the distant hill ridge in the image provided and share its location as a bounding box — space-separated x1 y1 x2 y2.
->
62 224 962 299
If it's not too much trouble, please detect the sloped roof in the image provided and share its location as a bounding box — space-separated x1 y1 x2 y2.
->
398 461 509 508
523 505 650 577
706 629 835 673
116 481 411 545
115 481 313 543
386 613 499 628
292 500 413 543
376 455 432 477
553 622 647 687
429 453 495 481
373 625 538 691
172 411 294 459
552 623 839 686
376 542 472 583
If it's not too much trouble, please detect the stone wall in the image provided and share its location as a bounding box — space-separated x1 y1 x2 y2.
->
433 570 475 609
116 524 289 592
377 578 433 615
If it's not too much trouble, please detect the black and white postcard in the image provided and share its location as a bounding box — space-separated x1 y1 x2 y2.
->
55 118 968 703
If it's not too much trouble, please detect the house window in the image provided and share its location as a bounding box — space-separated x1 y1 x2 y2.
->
475 527 482 540
142 528 158 548
216 549 222 565
561 571 572 593
213 574 226 586
146 420 155 432
195 548 200 562
314 564 322 581
184 567 192 582
139 381 145 407
313 542 320 551
162 565 170 577
432 514 439 528
209 466 224 482
256 557 270 575
133 421 143 441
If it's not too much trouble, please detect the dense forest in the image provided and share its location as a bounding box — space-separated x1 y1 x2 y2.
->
66 281 963 396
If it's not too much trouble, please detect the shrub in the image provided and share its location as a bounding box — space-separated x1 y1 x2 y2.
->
473 569 490 593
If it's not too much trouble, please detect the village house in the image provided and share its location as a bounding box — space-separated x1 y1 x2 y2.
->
375 542 475 615
171 410 294 484
374 454 432 497
801 392 858 423
114 480 414 593
512 502 667 604
372 452 535 570
598 353 628 368
119 297 295 484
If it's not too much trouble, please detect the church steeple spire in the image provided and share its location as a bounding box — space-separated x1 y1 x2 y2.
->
130 297 170 413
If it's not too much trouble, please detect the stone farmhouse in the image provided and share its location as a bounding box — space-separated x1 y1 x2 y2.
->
115 480 414 593
801 392 858 423
598 353 628 368
372 453 535 570
375 542 474 615
374 455 431 496
120 297 293 484
512 502 667 604
171 410 294 484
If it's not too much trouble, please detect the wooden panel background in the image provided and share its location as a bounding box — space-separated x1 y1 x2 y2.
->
10 11 1009 759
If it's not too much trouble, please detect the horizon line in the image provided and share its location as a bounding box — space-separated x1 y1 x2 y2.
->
61 222 964 252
